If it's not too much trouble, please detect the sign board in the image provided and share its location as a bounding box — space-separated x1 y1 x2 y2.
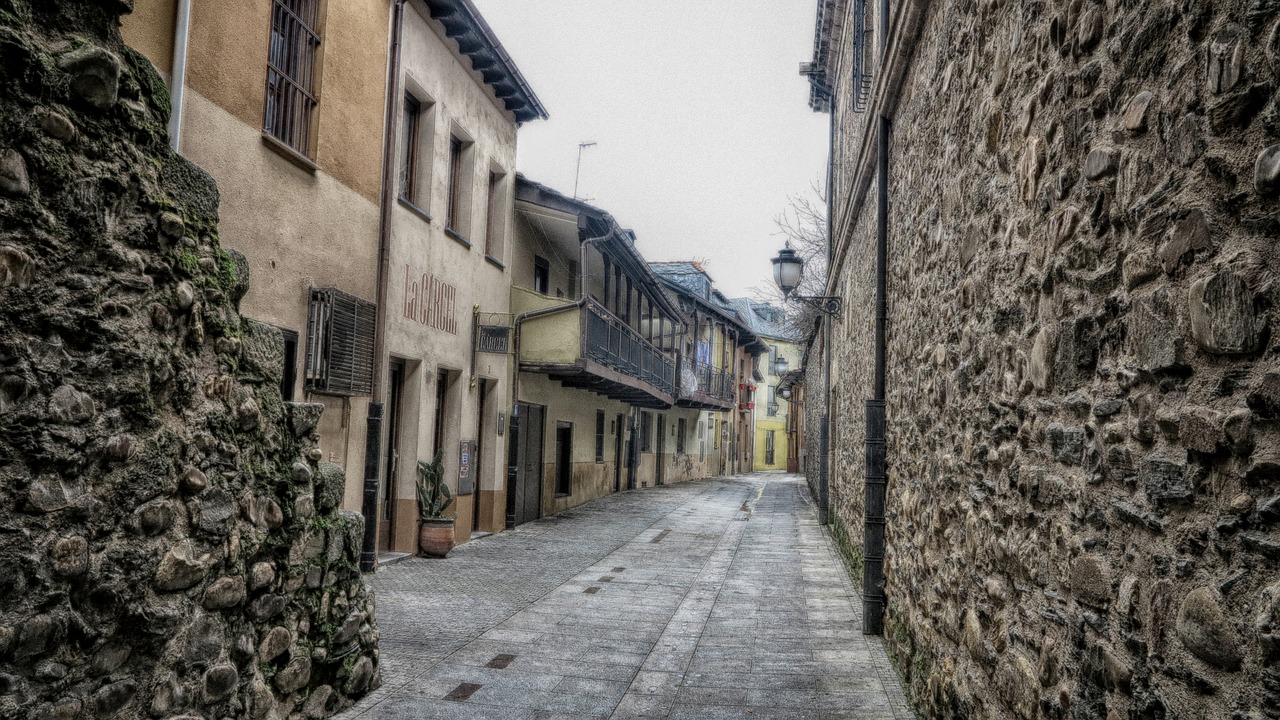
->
477 325 510 354
458 440 476 495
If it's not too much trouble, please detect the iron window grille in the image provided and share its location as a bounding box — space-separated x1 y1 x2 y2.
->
400 94 422 203
852 0 874 113
305 288 376 396
264 0 321 156
677 418 686 453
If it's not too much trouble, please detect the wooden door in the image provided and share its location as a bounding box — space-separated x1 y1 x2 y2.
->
378 360 405 552
655 415 665 486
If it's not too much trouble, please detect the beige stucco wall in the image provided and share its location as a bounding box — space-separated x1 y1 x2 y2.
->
121 0 389 513
377 2 526 553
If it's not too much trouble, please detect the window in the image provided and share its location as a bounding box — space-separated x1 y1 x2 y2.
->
555 422 573 496
595 410 605 463
485 170 506 261
445 135 473 237
264 0 321 157
765 430 776 465
533 256 549 294
768 386 777 416
769 345 779 375
676 418 686 453
279 329 298 401
640 412 652 452
305 288 376 396
399 95 422 204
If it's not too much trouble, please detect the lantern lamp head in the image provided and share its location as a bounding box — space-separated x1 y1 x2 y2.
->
771 242 803 297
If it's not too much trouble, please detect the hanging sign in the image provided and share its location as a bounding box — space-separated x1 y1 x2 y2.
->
477 325 511 354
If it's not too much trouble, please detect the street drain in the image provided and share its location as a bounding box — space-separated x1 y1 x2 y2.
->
486 654 516 669
612 567 625 573
584 587 601 594
650 529 671 544
599 576 614 582
444 683 482 701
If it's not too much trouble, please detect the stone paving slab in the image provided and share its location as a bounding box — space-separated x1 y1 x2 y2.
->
338 474 913 719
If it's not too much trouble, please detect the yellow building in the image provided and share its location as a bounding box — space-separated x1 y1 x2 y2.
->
726 300 802 472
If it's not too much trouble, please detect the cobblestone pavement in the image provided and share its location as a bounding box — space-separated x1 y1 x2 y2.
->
338 473 913 719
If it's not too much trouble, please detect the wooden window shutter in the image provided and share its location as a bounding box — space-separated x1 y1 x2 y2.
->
305 288 377 396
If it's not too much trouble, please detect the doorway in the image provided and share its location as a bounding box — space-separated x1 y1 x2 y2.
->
555 422 572 496
613 413 624 492
379 360 405 553
472 379 487 533
655 414 666 486
505 403 544 527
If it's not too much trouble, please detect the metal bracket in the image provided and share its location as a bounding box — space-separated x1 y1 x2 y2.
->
788 295 843 318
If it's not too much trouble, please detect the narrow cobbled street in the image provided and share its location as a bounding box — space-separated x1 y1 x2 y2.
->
340 474 911 719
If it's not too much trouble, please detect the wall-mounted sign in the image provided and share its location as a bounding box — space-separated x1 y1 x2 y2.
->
458 440 475 495
402 265 458 335
477 325 510 354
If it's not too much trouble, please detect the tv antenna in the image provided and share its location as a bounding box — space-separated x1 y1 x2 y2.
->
573 141 597 200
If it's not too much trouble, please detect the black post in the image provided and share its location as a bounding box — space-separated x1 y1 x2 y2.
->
359 402 383 573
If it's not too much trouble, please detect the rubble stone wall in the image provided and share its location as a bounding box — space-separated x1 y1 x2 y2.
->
821 0 1280 716
0 2 380 718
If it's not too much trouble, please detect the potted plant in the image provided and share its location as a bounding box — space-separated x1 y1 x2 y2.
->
415 450 454 558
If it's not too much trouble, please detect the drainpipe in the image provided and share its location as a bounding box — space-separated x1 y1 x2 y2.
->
168 0 192 150
359 0 406 574
863 115 890 635
818 91 837 527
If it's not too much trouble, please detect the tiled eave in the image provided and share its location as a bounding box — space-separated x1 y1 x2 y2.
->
421 0 549 123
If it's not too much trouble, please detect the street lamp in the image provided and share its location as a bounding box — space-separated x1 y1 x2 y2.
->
780 387 792 399
770 242 843 317
774 355 789 374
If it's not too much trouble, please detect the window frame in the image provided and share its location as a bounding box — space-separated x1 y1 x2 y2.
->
640 411 652 453
399 93 422 205
676 418 686 454
533 256 550 294
484 169 507 262
555 421 573 496
263 0 322 158
595 410 605 464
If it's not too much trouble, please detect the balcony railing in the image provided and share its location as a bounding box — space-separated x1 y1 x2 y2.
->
584 299 676 395
683 361 734 403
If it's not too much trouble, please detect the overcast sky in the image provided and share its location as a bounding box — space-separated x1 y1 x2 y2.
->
469 0 830 299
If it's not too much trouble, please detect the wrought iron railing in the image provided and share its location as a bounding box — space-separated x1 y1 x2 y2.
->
852 0 873 113
683 361 734 403
584 300 676 395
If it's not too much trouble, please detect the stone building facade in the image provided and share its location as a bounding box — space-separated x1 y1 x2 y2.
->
807 0 1280 717
0 2 379 718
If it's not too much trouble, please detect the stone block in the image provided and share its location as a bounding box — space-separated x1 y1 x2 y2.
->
1158 210 1211 274
1072 556 1112 605
1258 144 1280 196
286 403 325 438
1140 455 1192 507
154 541 211 592
58 46 123 111
1127 288 1187 371
0 149 30 197
1189 271 1265 355
315 462 345 513
1247 373 1280 418
242 320 284 382
1178 406 1224 454
1176 587 1242 670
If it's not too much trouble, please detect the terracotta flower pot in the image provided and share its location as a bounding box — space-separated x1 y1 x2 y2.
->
418 518 454 558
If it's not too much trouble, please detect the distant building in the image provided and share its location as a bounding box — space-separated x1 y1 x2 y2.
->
725 299 801 473
649 263 767 478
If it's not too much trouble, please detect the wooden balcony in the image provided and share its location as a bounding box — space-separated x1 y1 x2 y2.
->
517 291 676 408
677 361 735 410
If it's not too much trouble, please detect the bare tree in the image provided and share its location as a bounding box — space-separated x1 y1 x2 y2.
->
752 182 828 340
